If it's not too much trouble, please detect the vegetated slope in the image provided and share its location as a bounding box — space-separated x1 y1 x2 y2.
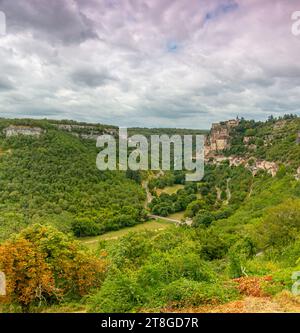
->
0 119 146 241
86 171 300 313
225 115 300 168
86 117 300 313
148 115 300 224
1 116 300 313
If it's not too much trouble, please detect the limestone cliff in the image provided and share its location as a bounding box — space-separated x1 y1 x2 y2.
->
4 125 44 137
205 118 239 155
55 123 118 140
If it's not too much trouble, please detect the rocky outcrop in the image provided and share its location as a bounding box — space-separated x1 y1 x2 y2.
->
55 124 118 140
229 156 246 167
273 120 286 130
243 136 252 144
248 160 278 177
208 155 278 177
243 137 257 150
203 118 283 176
205 119 239 155
231 157 278 177
4 125 44 138
80 134 101 140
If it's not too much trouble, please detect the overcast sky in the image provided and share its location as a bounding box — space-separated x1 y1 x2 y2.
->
0 0 299 128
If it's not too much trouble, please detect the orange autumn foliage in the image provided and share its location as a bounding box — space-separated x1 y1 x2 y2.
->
0 238 57 311
234 276 273 297
0 225 108 312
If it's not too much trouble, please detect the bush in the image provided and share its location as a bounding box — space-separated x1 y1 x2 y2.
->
0 225 107 311
72 219 103 237
199 230 229 260
87 272 145 313
227 238 257 278
258 199 300 248
160 278 239 307
137 252 217 286
193 211 216 227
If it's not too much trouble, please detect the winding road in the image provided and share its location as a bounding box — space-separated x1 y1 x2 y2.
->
143 171 182 224
148 214 182 224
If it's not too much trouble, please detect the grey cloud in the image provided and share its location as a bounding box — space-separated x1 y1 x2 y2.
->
71 68 117 87
255 100 300 113
2 107 69 118
0 77 14 91
147 107 208 119
0 0 98 44
0 0 299 129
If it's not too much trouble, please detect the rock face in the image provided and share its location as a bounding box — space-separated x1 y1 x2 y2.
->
203 118 282 177
205 119 239 155
243 136 252 144
209 155 278 177
4 125 44 138
249 160 278 177
273 120 286 130
231 157 278 177
56 124 95 132
55 124 117 140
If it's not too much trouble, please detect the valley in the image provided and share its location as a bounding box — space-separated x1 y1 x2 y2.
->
0 115 300 313
80 219 174 250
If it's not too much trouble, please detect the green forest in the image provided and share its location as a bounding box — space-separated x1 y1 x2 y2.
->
0 116 300 313
0 119 146 240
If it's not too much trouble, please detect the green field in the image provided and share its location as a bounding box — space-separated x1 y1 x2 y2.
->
80 219 174 250
168 211 185 221
156 184 184 196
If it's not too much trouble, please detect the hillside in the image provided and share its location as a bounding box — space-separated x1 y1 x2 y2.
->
0 116 300 313
87 116 300 313
0 119 146 240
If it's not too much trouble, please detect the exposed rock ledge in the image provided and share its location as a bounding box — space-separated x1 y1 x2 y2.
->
207 155 278 177
3 125 44 138
55 124 117 140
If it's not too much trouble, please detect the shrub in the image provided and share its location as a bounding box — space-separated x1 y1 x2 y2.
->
160 278 239 307
72 219 102 237
258 199 300 248
0 225 108 311
199 231 229 260
87 272 145 313
193 211 216 227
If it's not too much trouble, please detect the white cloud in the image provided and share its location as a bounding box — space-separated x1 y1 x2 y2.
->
0 0 299 128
